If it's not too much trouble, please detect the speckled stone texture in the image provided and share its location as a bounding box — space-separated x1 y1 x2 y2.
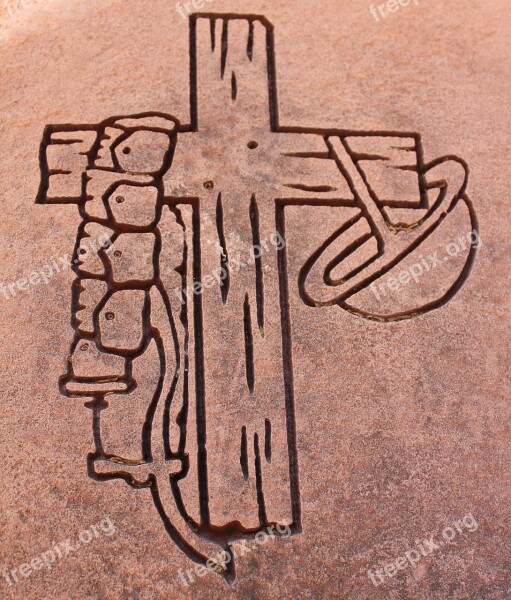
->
0 1 510 599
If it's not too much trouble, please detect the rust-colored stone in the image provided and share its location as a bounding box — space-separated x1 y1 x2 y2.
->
0 1 509 599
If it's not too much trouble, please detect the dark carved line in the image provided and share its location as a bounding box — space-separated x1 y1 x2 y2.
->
220 19 228 79
231 71 237 102
254 433 268 526
192 200 211 526
89 394 107 453
240 426 249 480
48 169 72 175
265 17 279 132
264 418 272 463
141 330 165 462
49 138 85 145
278 197 356 207
284 184 337 193
243 294 255 394
247 20 254 61
172 206 190 458
249 194 264 331
390 165 418 172
210 17 216 51
189 18 198 132
351 153 389 161
281 151 330 159
216 193 230 303
379 200 424 208
275 202 301 531
158 275 182 459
